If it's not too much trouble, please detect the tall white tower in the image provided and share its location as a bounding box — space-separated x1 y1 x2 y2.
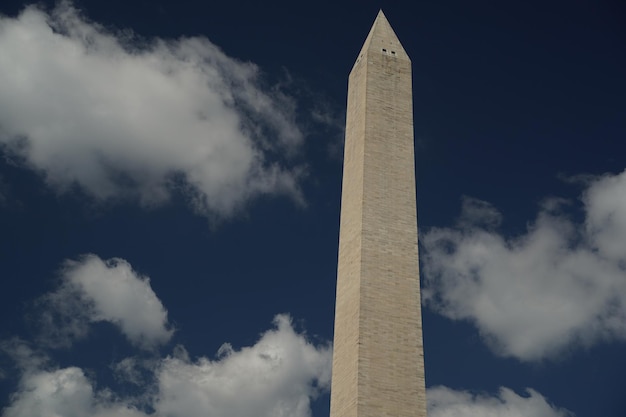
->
330 10 427 417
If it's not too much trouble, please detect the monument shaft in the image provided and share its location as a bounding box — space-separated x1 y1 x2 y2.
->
330 11 427 417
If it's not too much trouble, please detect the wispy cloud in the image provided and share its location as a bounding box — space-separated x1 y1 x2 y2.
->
0 2 306 218
0 175 7 206
0 338 49 374
111 357 157 387
36 255 173 349
427 386 572 417
422 170 626 361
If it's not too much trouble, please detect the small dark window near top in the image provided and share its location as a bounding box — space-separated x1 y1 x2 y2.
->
391 51 396 55
382 48 387 52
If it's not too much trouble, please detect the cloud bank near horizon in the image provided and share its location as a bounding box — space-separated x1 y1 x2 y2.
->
2 314 332 417
2 316 567 417
422 169 626 361
0 2 309 218
0 255 575 417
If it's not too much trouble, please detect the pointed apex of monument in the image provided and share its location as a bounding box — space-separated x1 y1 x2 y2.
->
356 9 409 63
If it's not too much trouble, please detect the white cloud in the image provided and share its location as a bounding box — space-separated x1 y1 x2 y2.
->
38 255 173 349
427 386 572 417
584 171 626 264
0 2 305 218
2 367 149 417
2 315 331 417
422 170 626 361
155 314 332 417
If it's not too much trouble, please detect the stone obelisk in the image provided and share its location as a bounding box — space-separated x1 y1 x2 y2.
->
330 10 427 417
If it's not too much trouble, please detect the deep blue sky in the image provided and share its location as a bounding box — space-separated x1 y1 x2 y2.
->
0 1 625 416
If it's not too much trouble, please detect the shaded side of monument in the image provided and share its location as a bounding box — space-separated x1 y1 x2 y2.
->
330 10 427 417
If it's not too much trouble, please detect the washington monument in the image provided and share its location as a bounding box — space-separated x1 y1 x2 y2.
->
330 10 427 417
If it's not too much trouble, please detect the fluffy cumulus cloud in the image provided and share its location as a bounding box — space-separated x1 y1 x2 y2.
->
155 315 332 417
0 2 306 217
38 255 173 349
422 170 626 361
2 367 148 417
427 386 572 417
2 315 332 417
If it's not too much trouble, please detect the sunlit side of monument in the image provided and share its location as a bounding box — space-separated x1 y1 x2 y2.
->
330 10 427 417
